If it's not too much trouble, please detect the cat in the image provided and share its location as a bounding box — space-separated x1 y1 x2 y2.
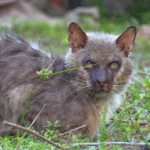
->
0 22 136 139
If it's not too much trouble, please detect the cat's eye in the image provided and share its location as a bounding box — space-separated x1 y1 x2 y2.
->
109 62 119 70
85 61 93 68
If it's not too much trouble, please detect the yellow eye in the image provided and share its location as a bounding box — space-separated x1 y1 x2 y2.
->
85 61 93 68
110 63 118 70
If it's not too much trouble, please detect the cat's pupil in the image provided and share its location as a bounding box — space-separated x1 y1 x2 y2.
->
109 62 119 70
85 61 93 68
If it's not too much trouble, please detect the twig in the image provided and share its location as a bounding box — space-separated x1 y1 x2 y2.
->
122 120 147 126
73 142 148 147
58 125 86 137
19 104 47 140
3 121 65 150
136 71 150 76
30 104 46 126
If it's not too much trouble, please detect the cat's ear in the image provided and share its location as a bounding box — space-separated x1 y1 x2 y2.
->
116 26 136 56
68 22 88 52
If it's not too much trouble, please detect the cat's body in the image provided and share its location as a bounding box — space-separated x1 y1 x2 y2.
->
0 22 136 138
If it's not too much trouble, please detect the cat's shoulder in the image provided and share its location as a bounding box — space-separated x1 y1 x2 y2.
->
0 31 30 46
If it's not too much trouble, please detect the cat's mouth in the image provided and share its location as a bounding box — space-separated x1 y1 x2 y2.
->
92 82 113 93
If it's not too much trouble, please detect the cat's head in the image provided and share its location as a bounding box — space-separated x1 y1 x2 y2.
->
65 22 136 97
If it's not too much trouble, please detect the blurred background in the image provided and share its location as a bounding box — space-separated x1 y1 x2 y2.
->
1 0 150 26
0 0 150 65
0 0 150 61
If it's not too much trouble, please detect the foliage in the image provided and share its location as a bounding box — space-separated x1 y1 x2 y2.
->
0 122 61 150
88 0 150 24
11 19 68 54
126 0 150 24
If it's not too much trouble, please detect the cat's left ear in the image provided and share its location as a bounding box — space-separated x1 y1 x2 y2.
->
116 26 136 56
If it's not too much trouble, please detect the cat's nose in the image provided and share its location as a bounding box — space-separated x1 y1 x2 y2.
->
96 71 106 83
95 81 106 88
96 81 104 85
93 81 107 92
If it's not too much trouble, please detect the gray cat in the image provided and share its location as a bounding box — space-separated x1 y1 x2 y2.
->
0 22 136 139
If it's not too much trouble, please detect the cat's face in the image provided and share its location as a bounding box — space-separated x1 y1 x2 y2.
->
66 22 136 97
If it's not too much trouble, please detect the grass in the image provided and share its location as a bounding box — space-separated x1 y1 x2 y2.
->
0 17 150 149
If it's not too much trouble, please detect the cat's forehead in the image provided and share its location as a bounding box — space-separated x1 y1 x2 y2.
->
88 39 117 51
86 32 118 43
84 40 122 62
86 31 120 56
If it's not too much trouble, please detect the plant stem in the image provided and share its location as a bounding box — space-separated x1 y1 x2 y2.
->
20 78 42 126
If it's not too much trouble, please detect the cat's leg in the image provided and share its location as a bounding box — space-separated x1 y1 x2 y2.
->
0 126 18 137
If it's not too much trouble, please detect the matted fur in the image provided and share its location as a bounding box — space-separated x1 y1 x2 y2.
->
0 23 136 138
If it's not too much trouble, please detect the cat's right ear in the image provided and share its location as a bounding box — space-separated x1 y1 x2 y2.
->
68 22 88 52
116 26 136 57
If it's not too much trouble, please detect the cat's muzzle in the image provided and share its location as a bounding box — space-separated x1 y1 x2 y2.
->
92 81 113 93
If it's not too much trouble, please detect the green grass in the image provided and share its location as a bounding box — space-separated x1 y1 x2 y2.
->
0 18 150 149
11 20 69 55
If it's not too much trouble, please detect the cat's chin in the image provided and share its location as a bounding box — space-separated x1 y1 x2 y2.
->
91 86 112 94
89 89 112 98
93 90 111 94
89 91 112 101
91 83 113 94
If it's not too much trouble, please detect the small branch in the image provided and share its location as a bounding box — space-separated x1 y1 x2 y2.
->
73 142 148 147
3 121 65 150
136 71 150 76
20 104 47 139
30 104 46 127
138 122 148 126
58 125 86 138
122 120 147 126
